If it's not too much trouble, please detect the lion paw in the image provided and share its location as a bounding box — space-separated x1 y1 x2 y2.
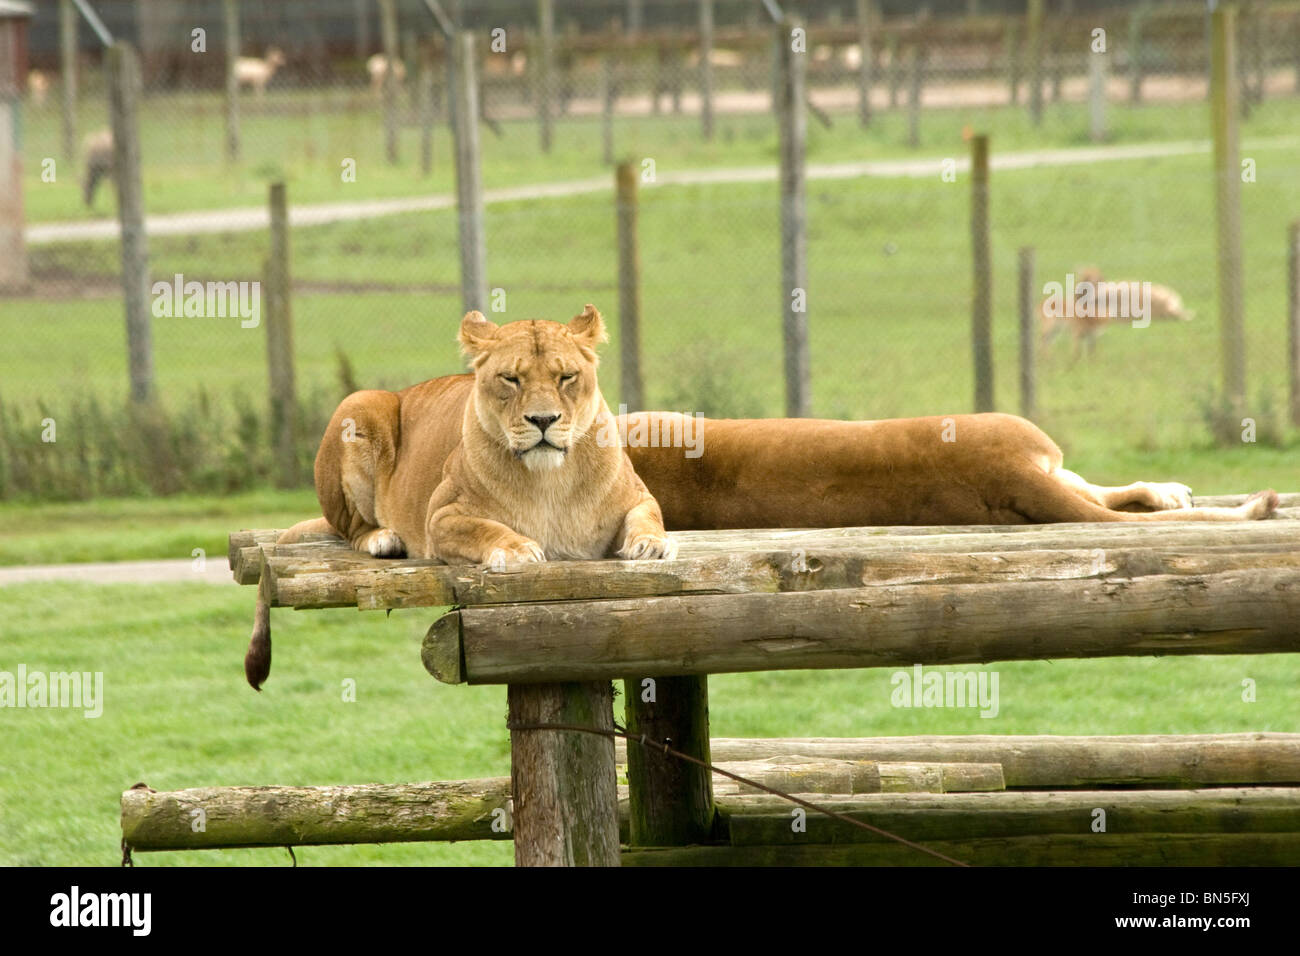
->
618 532 677 561
1142 482 1193 511
364 528 406 557
484 541 547 570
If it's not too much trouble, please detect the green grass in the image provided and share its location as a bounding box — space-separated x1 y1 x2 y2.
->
1 581 1296 866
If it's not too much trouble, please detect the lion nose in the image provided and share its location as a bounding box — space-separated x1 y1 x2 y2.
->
526 413 560 433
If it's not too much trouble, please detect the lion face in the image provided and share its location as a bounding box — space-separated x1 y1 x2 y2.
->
459 306 608 472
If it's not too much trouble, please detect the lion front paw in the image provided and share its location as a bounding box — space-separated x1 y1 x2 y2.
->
618 532 677 561
483 540 547 570
363 528 406 557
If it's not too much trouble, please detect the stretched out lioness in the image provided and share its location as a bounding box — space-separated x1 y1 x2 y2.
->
244 305 673 689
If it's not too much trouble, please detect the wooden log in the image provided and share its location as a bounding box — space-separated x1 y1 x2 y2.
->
623 833 1300 867
623 675 714 845
719 787 1300 846
615 733 1300 789
429 568 1300 684
121 778 513 850
707 757 1004 795
508 681 620 866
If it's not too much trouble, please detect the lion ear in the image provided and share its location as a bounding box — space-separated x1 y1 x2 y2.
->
459 311 499 362
567 304 608 349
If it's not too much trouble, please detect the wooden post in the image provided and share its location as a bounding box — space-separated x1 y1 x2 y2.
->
223 0 240 162
1211 5 1245 418
970 133 992 413
59 0 77 163
1005 19 1020 106
1089 45 1107 142
0 3 30 292
266 183 296 489
1128 1 1146 104
1026 0 1043 124
107 42 152 404
886 32 901 108
699 0 713 141
1288 221 1299 428
616 162 643 413
508 682 620 867
855 0 873 127
776 16 810 418
623 675 714 847
1018 246 1036 421
452 31 487 314
418 38 434 177
600 54 615 166
906 43 925 148
378 0 399 164
537 0 554 153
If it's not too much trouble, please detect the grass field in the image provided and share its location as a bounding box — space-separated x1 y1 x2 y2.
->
3 581 1297 867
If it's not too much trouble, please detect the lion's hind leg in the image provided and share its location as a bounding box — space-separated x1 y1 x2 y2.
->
1042 467 1276 521
1056 469 1193 512
318 390 408 557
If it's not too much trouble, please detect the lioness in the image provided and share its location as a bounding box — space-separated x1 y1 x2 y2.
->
244 305 674 689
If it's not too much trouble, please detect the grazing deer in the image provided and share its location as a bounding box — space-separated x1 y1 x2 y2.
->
367 53 406 93
235 48 286 98
82 128 114 207
1041 268 1194 359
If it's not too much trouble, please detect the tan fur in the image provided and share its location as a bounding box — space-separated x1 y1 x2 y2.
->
246 306 672 688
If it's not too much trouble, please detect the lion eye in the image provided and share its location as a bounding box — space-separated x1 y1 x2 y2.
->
501 374 520 387
559 372 577 385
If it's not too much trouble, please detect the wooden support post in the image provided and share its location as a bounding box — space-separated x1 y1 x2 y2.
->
1128 1 1146 105
537 0 554 153
970 133 992 413
59 0 77 163
1211 4 1245 419
223 0 240 162
1018 245 1035 421
378 0 399 164
1026 0 1043 124
1005 19 1020 106
418 39 434 177
265 182 296 489
107 42 153 404
0 8 29 293
1289 220 1300 428
508 682 620 867
776 16 810 418
699 0 714 141
451 31 487 315
402 30 418 113
906 43 925 148
615 162 643 413
854 0 874 128
623 675 714 847
1089 45 1107 142
600 54 615 166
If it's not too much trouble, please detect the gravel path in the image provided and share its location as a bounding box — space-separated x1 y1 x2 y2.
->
0 559 236 587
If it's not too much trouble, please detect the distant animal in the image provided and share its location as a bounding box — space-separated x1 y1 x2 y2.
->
82 128 114 207
235 47 285 97
27 69 49 107
367 53 406 93
1041 268 1194 357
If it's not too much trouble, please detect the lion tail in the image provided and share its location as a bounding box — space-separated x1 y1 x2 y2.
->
244 516 339 691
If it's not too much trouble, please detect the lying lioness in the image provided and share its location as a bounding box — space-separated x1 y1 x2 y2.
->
246 310 1278 688
244 305 674 688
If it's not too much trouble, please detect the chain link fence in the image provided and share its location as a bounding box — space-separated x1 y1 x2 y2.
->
4 0 1300 500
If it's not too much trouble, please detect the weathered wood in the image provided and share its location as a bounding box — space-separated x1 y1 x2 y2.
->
970 133 992 412
776 16 809 418
698 0 713 141
616 733 1300 789
1025 0 1043 124
537 0 554 152
624 833 1300 867
432 568 1300 684
615 162 643 412
265 182 296 489
508 681 620 866
451 31 487 314
707 758 1004 796
1211 4 1245 415
719 787 1300 847
378 0 399 164
59 0 77 163
855 0 873 127
121 778 513 850
1089 45 1107 142
107 42 153 403
905 43 925 148
623 675 714 846
1290 220 1300 428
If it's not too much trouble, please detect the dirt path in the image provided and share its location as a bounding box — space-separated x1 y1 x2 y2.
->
31 137 1292 246
0 559 236 587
